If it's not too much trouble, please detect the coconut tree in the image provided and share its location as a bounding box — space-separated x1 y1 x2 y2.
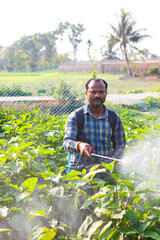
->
108 8 150 76
102 39 120 61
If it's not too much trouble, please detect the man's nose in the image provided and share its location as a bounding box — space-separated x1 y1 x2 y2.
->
95 92 100 97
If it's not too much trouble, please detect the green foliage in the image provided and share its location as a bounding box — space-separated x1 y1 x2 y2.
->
0 85 32 96
108 8 150 76
147 66 160 75
57 22 85 60
132 72 137 77
50 80 84 114
92 65 97 78
145 96 160 109
38 89 47 95
0 105 160 239
120 64 127 73
118 89 144 94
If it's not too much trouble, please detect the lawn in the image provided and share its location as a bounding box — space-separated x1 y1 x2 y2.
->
0 70 160 96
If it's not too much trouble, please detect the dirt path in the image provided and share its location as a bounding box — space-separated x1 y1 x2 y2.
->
0 92 159 105
107 92 160 105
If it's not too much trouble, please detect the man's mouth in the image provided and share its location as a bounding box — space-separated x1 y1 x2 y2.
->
93 98 102 102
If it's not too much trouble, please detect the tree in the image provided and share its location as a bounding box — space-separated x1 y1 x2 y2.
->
14 32 58 66
3 46 30 71
108 8 150 76
102 39 120 60
57 22 85 60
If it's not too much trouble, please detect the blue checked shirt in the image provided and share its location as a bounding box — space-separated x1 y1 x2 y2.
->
63 104 126 169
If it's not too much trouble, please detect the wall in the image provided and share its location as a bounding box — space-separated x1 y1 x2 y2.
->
58 60 160 74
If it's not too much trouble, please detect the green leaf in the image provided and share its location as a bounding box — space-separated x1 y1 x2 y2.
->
0 155 7 163
100 227 113 239
28 225 45 240
9 161 23 173
102 162 115 171
89 186 111 200
118 226 139 235
144 231 160 239
29 210 46 220
62 170 82 181
22 177 38 192
7 183 19 190
120 179 133 185
126 184 135 191
136 189 156 194
111 210 126 219
88 220 103 239
81 199 94 209
125 210 138 224
77 215 93 236
83 168 106 180
99 221 112 237
39 228 56 240
138 222 151 233
112 173 120 181
10 207 24 213
16 192 31 202
134 202 144 212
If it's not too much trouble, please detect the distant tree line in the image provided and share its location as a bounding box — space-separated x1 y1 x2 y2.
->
1 9 159 75
0 22 85 71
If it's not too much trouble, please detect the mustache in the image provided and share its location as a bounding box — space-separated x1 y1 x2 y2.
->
93 98 102 101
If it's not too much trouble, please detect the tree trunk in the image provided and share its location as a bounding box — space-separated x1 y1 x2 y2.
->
124 47 132 76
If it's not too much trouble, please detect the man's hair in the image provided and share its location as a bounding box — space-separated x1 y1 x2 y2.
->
85 78 108 90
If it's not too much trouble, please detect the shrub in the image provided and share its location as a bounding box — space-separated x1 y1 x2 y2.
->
120 64 127 73
38 89 47 95
0 85 32 96
147 66 160 75
132 72 137 77
50 80 84 114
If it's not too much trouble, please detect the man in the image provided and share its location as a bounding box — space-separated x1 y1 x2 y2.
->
63 78 126 171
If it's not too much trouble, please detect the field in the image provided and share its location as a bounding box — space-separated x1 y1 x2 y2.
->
1 70 160 96
0 70 160 239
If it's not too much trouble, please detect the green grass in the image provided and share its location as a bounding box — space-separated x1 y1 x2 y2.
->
0 69 160 96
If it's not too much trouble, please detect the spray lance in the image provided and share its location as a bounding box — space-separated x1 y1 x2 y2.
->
75 147 123 170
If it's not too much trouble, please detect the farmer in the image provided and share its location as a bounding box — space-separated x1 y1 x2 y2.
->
63 78 126 172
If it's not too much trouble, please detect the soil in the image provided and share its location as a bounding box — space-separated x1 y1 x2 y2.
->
107 92 159 105
108 75 160 105
120 75 160 82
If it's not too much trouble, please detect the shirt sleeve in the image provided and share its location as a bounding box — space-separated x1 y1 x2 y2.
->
111 115 126 159
63 112 80 153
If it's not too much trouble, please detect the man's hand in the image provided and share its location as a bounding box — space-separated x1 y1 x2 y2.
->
78 142 91 157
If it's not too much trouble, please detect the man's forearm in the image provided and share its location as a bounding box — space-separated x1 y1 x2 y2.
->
63 138 79 153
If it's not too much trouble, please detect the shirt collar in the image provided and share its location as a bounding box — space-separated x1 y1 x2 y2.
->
83 104 108 118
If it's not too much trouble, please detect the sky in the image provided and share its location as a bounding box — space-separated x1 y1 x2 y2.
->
1 0 160 60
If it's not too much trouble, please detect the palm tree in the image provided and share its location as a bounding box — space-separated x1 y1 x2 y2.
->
102 39 120 60
108 8 150 76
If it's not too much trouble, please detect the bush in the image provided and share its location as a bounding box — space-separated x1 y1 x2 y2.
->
147 66 160 75
38 89 47 95
132 72 137 77
50 80 85 114
0 85 32 96
120 64 127 73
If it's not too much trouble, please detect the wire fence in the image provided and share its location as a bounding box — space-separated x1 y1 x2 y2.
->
1 60 160 115
0 61 123 115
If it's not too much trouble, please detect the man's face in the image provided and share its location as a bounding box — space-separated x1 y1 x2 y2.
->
85 80 107 107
